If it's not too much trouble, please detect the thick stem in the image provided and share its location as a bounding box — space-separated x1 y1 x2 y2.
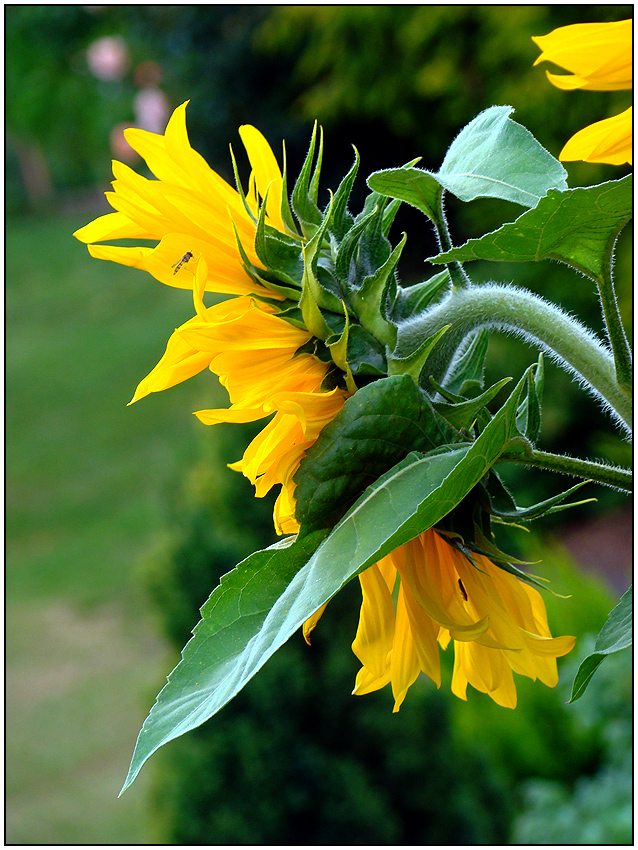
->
397 283 632 433
500 443 632 493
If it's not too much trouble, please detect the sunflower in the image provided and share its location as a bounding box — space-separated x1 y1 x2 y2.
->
533 19 632 165
74 103 349 532
75 102 574 710
350 530 575 710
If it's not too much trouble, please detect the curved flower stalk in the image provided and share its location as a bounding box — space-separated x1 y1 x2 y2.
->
350 530 575 711
533 19 632 165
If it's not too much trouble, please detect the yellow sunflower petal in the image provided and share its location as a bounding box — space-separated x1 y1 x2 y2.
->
239 125 286 232
559 107 632 165
533 19 632 91
73 211 153 243
303 603 328 645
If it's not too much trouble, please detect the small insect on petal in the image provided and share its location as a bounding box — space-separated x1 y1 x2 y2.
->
171 251 194 274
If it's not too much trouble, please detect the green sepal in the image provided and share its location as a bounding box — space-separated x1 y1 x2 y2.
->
484 476 594 522
309 124 324 207
515 355 544 442
353 193 393 273
334 208 377 284
299 285 332 341
391 270 450 323
569 586 632 702
350 232 406 348
270 304 307 331
432 376 513 431
299 195 343 339
253 185 304 291
388 325 451 385
382 198 403 236
346 324 388 377
326 303 357 395
443 329 489 397
329 146 360 240
279 141 301 238
291 122 323 237
231 220 302 301
294 336 333 363
228 143 257 223
468 530 559 595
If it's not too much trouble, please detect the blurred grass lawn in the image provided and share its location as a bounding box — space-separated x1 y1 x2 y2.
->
6 210 224 843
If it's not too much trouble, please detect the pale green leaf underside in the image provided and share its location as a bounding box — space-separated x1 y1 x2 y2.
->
367 106 567 220
437 105 567 207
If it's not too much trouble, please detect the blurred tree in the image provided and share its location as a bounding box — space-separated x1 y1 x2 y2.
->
6 6 137 208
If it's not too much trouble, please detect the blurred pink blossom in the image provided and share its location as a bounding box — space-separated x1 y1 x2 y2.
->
134 87 171 135
87 36 129 81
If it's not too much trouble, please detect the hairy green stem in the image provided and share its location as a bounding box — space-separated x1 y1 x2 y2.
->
434 192 471 291
398 283 632 434
500 443 632 493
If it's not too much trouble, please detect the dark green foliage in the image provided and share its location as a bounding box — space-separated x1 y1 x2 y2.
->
143 424 278 648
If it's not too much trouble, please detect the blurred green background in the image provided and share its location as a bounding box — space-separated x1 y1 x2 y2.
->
6 5 632 845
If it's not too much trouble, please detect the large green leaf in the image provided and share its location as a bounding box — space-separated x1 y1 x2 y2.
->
121 369 527 793
436 105 567 207
367 106 567 222
120 529 327 795
428 176 632 287
569 586 632 703
294 374 460 536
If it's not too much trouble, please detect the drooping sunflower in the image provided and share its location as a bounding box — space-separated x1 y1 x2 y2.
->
75 102 574 711
533 19 632 165
74 101 350 533
350 530 575 710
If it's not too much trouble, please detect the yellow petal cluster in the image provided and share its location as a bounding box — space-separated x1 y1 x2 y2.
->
533 19 632 165
350 530 575 710
74 100 283 297
133 256 348 532
75 101 348 531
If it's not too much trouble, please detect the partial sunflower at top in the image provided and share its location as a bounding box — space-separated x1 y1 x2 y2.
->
533 19 632 166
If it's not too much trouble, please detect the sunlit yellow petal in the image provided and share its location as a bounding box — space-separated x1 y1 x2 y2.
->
239 125 286 232
559 107 632 165
351 563 396 679
87 243 152 269
533 19 632 90
390 586 421 712
73 211 153 243
303 603 328 645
